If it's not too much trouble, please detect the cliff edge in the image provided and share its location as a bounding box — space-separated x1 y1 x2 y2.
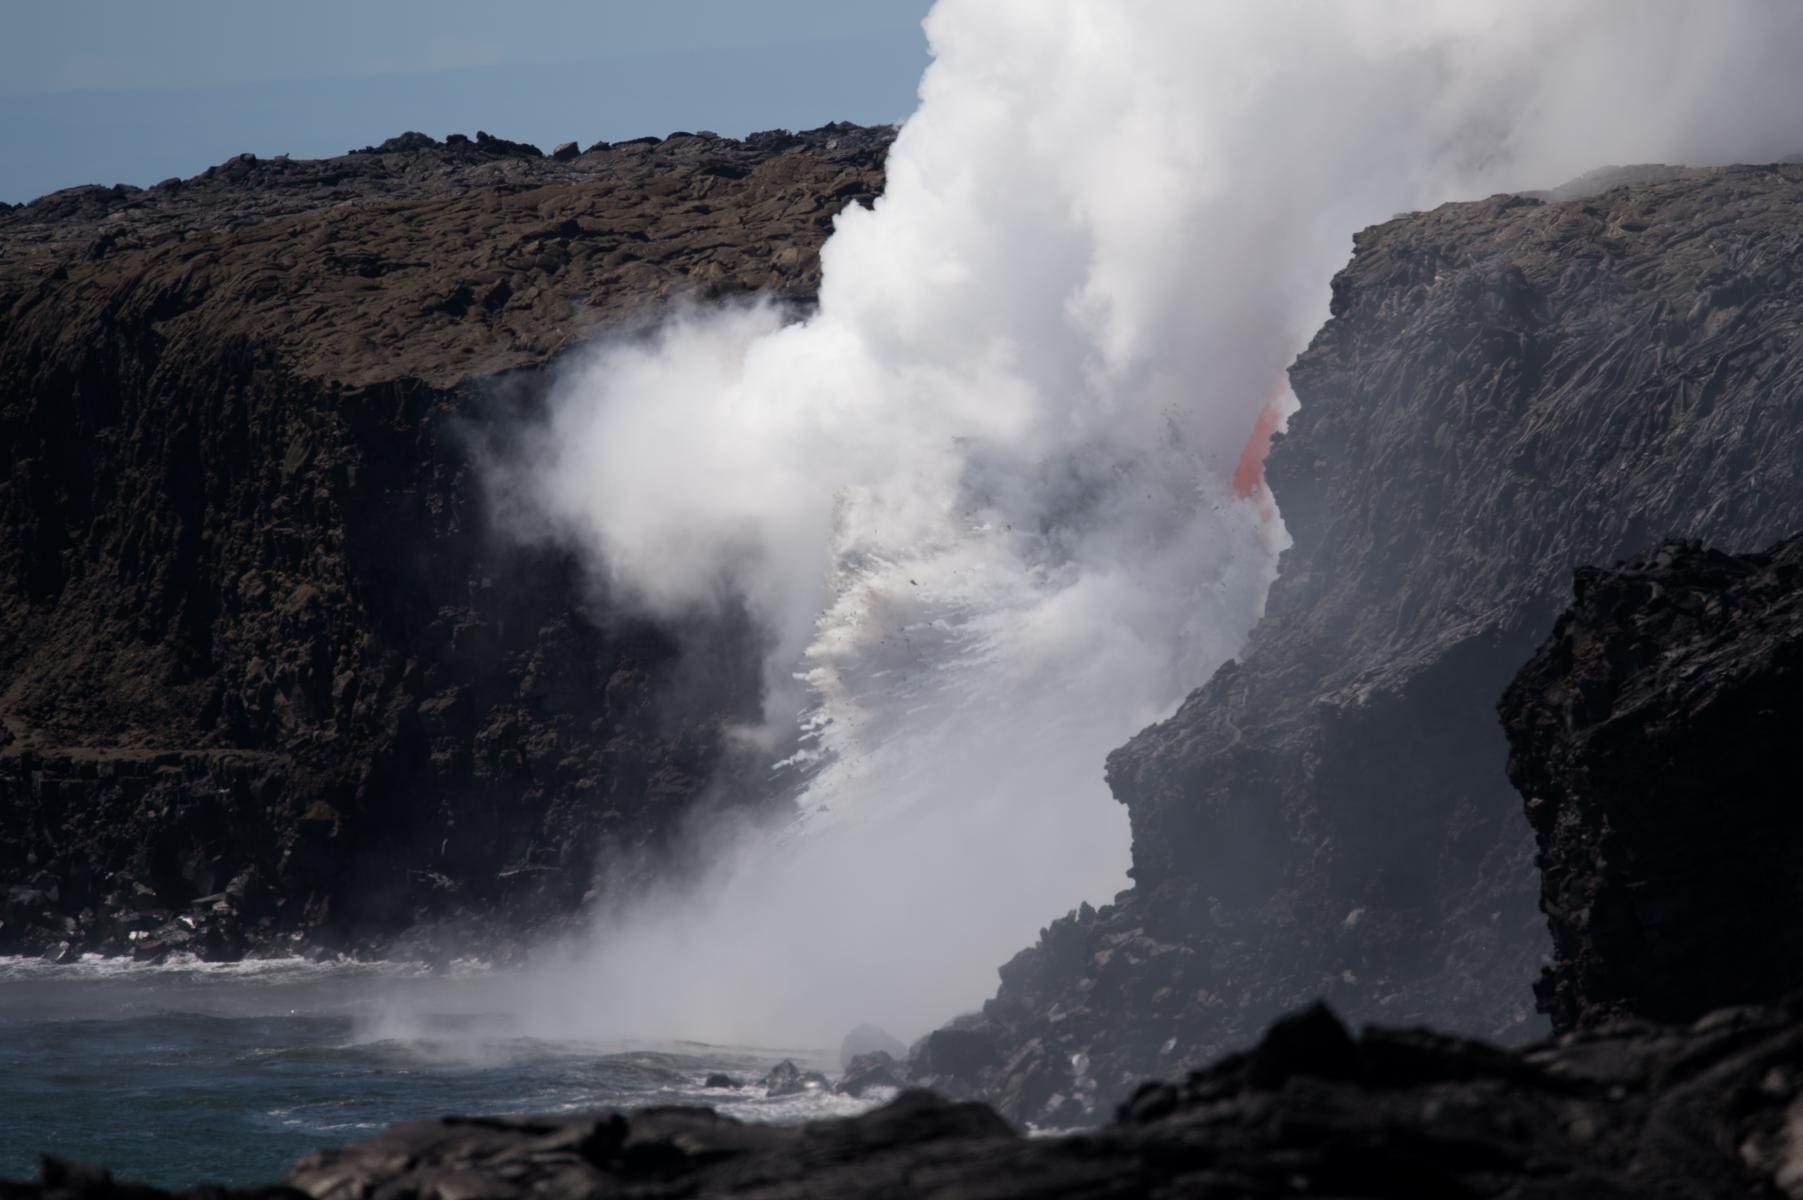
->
922 162 1803 1125
0 126 892 961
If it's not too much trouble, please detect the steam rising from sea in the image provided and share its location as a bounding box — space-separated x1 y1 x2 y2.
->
478 1 1803 1046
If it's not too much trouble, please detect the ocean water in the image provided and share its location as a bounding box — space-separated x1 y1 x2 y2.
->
0 956 876 1189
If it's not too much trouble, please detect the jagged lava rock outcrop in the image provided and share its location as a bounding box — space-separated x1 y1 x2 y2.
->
921 162 1803 1125
0 125 893 960
1503 533 1803 1032
13 1000 1803 1198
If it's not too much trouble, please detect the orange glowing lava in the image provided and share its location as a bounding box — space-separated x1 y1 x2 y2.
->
1231 386 1287 512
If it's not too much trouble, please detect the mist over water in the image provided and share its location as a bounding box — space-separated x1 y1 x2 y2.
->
480 1 1803 1048
0 958 868 1186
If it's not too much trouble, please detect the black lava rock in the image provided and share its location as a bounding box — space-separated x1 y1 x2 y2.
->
759 1060 828 1098
1502 532 1803 1031
833 1051 901 1097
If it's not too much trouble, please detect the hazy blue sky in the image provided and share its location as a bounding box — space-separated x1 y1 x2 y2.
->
2 1 935 204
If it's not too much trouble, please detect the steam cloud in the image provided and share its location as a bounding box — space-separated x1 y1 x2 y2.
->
481 1 1803 1047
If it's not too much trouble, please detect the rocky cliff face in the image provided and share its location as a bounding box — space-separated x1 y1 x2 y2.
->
1502 533 1803 1032
919 162 1803 1125
0 126 892 961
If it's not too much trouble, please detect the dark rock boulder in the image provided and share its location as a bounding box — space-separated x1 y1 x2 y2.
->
353 131 440 155
1502 532 1803 1032
929 161 1803 1125
1242 1001 1363 1090
759 1060 828 1098
472 130 542 158
833 1051 901 1097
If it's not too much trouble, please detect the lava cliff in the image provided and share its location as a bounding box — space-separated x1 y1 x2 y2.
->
0 126 892 960
919 162 1803 1125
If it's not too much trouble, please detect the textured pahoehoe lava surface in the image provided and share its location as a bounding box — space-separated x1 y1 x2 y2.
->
1503 533 1803 1033
0 126 892 961
913 163 1803 1126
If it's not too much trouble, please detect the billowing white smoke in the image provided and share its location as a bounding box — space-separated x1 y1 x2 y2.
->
488 1 1803 1046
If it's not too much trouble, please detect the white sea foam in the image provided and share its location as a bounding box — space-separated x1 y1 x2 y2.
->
0 952 501 986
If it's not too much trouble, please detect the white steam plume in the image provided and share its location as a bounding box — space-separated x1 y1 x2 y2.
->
484 1 1803 1047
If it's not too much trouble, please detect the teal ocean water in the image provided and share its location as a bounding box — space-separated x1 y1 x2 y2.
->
0 957 869 1188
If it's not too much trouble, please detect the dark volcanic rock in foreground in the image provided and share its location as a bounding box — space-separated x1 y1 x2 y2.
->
923 162 1803 1125
11 1000 1803 1199
0 125 892 961
1503 533 1803 1033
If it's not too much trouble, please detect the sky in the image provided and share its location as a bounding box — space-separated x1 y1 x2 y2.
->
0 0 935 205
